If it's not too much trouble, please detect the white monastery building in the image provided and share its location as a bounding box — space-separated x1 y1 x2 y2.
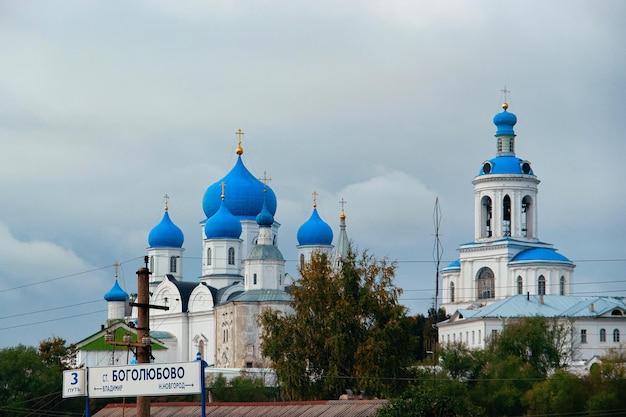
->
437 103 625 369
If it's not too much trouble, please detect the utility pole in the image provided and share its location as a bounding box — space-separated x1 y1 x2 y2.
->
104 256 169 417
134 258 151 417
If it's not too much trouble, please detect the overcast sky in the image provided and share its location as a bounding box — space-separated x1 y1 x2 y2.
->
0 1 624 348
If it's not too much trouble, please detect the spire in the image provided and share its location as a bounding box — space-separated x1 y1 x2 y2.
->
335 198 349 262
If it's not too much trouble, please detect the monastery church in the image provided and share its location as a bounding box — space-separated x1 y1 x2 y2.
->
77 134 349 369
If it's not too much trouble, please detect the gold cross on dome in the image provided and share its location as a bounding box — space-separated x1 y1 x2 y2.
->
220 181 226 200
501 85 511 103
235 129 244 146
113 261 120 278
312 191 318 208
339 198 347 212
163 194 170 211
259 171 272 192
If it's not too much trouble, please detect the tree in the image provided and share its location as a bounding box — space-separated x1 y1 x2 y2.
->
260 248 417 400
0 338 82 417
523 370 587 415
376 371 483 417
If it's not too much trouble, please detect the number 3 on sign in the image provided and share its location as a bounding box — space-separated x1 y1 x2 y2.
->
63 369 87 398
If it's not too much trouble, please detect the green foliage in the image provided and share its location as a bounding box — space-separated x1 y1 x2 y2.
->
376 374 483 417
488 316 569 378
0 338 83 417
260 248 417 400
209 374 277 402
523 370 586 415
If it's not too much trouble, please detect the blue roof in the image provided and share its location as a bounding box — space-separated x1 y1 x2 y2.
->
297 207 333 246
202 157 277 220
204 199 242 239
511 248 572 264
227 289 292 303
478 156 534 176
443 259 461 271
493 108 517 136
446 295 626 322
104 280 129 302
148 211 184 248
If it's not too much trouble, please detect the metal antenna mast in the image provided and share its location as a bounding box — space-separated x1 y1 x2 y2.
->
433 197 443 311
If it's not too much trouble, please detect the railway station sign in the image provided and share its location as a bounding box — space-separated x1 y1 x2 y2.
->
87 361 202 398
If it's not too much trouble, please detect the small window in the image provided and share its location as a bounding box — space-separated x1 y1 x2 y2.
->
611 310 623 316
228 247 235 265
450 282 455 302
600 328 606 342
614 329 620 343
207 248 212 265
170 256 177 273
581 329 587 344
246 361 253 369
517 276 523 295
150 256 154 272
253 273 257 285
560 276 565 295
538 275 546 295
300 253 305 268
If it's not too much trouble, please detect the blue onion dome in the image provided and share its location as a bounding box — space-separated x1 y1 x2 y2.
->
297 206 333 246
148 207 184 248
202 157 277 220
256 197 275 227
104 280 129 302
493 102 517 136
204 195 242 239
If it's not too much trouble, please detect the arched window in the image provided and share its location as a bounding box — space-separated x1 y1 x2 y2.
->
614 329 620 343
538 275 546 295
476 267 495 300
503 195 511 237
253 273 257 285
150 256 154 272
521 196 533 237
228 247 235 265
206 248 212 265
450 282 455 303
600 328 606 342
481 196 493 238
300 254 305 268
517 276 523 295
560 276 565 295
170 256 177 273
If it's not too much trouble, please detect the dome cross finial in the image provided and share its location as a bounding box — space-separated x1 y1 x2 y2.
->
259 171 272 192
500 85 511 109
163 194 170 211
235 129 245 155
339 198 347 218
312 190 318 208
113 261 120 279
220 181 226 200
